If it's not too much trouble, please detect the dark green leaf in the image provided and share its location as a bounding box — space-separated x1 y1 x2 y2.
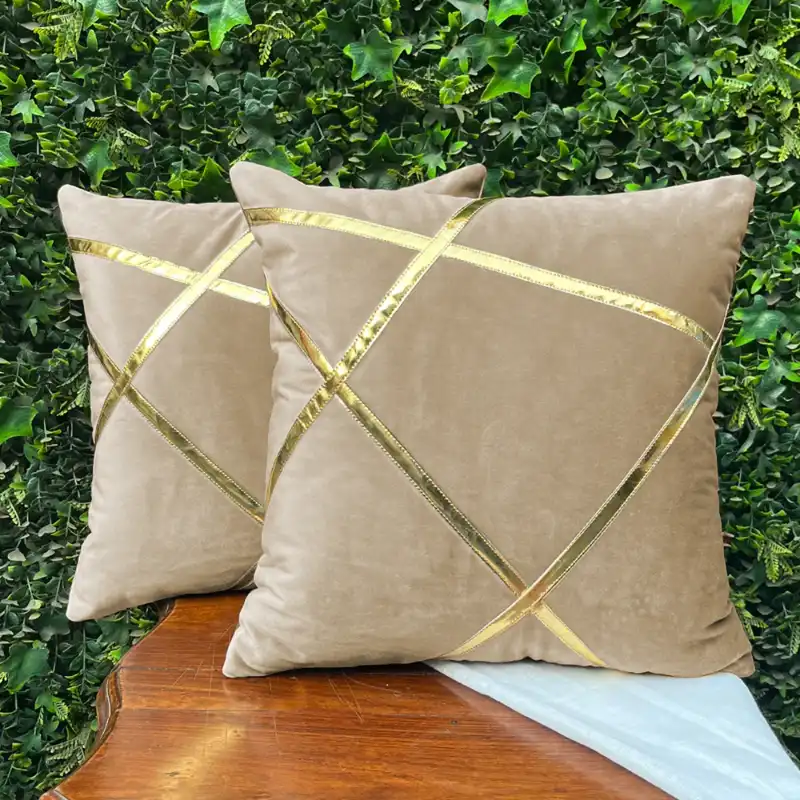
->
447 0 488 24
1 645 49 692
0 398 36 445
344 29 401 82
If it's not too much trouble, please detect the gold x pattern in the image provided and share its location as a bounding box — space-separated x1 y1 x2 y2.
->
250 197 720 666
68 235 268 527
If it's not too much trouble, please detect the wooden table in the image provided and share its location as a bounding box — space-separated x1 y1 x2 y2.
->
42 593 672 799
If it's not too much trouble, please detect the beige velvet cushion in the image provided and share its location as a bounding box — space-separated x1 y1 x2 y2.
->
58 165 487 620
225 163 756 678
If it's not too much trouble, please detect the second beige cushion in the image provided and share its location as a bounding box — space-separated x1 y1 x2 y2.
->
226 163 755 678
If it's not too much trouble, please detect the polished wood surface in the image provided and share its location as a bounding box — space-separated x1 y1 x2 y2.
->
42 594 672 799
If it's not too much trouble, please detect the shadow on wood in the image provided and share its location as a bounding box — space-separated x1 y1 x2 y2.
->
41 593 672 799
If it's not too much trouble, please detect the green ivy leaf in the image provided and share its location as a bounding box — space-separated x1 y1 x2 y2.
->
10 97 44 124
0 645 49 692
487 0 528 25
665 0 729 22
0 398 36 445
581 0 616 37
447 0 488 24
344 29 408 82
192 157 228 201
192 0 252 50
482 46 540 101
733 295 785 346
80 140 114 187
461 24 515 71
0 131 19 168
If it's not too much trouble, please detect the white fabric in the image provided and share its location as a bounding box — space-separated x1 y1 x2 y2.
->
429 660 800 800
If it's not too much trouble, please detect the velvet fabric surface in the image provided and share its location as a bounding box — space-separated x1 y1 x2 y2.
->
225 164 755 678
59 165 487 620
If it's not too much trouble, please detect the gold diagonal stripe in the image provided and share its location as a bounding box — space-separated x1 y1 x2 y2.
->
93 234 255 440
268 287 605 668
264 198 494 506
444 324 725 658
268 288 523 593
246 208 712 348
339 383 605 667
68 237 269 307
246 208 431 251
90 335 264 524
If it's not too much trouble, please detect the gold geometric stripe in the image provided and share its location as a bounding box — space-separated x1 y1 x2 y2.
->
267 287 605 668
89 335 264 525
268 289 523 593
68 237 269 307
264 198 494 507
246 208 713 349
92 234 255 440
443 324 725 658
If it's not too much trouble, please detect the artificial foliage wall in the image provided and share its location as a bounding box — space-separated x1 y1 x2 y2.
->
1 0 800 796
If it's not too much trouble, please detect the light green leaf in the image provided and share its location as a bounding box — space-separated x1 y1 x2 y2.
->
249 146 301 177
80 140 114 187
0 645 49 692
0 132 19 168
0 398 36 445
79 0 118 24
10 97 44 125
482 46 540 101
731 0 751 22
562 19 587 54
595 167 613 180
487 0 528 25
344 29 402 82
447 0 487 24
192 0 252 50
733 295 785 346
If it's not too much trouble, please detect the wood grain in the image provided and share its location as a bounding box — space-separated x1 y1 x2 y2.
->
42 593 673 800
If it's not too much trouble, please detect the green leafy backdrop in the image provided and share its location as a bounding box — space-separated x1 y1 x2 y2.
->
2 0 800 796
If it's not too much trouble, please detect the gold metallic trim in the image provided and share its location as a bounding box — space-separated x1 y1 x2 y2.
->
247 208 712 348
245 208 430 252
68 237 269 307
444 327 724 658
532 604 607 667
93 234 255 440
265 198 494 505
89 335 264 524
268 286 605 667
448 244 714 349
339 382 525 594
